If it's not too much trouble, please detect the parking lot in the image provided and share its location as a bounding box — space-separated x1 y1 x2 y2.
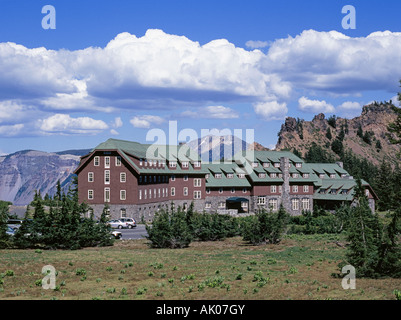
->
114 224 148 240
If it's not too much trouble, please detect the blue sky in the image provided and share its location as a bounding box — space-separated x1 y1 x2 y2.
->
0 0 400 154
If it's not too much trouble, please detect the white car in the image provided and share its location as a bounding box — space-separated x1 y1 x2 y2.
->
119 218 136 229
107 219 128 229
111 230 122 239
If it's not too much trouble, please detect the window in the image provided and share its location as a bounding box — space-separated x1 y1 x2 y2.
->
149 188 152 199
215 173 222 179
219 188 223 194
171 175 175 182
279 185 282 193
171 187 176 197
194 161 201 168
194 191 201 199
296 163 302 168
105 157 110 168
170 161 177 168
94 156 100 166
120 172 126 183
252 162 258 168
182 161 189 168
270 173 277 178
365 189 370 197
302 199 310 210
242 188 247 193
149 159 153 167
183 203 188 211
241 201 248 208
274 163 280 168
227 173 234 179
238 173 245 179
292 185 298 193
120 190 126 200
104 188 110 203
120 208 126 218
330 174 336 179
263 162 270 168
116 156 121 166
154 189 156 199
88 172 94 182
257 196 266 205
271 185 277 193
205 202 211 209
303 185 309 193
194 178 201 187
218 202 225 209
183 175 188 181
231 188 235 194
303 173 309 178
319 174 325 179
88 190 94 200
183 187 188 196
139 190 142 200
105 170 110 184
341 189 348 195
205 174 210 179
268 199 278 211
292 173 299 178
139 159 143 166
291 199 299 211
259 173 266 178
331 188 337 194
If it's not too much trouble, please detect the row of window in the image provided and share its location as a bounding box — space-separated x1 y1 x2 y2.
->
251 162 303 168
94 156 121 168
256 197 310 211
205 185 310 195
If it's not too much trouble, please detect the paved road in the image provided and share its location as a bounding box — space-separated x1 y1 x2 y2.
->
114 224 148 240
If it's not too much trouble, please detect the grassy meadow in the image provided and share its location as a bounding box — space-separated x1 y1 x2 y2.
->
1 234 401 300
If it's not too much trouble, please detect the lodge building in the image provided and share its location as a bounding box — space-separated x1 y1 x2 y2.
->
74 138 377 221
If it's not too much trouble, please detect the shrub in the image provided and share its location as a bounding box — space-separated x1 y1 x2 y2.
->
241 205 289 245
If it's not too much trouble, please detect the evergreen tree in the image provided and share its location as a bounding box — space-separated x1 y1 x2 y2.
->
0 201 10 248
326 127 332 140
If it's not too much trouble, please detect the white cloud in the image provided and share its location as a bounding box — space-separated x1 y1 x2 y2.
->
253 100 288 121
338 101 361 110
245 40 269 49
0 124 24 136
264 30 401 94
298 96 335 113
181 106 239 119
130 115 165 128
39 114 108 134
110 129 119 135
112 117 123 128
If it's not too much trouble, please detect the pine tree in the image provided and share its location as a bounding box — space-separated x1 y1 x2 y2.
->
0 201 10 248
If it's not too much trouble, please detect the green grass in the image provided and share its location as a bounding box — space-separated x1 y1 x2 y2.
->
0 234 400 300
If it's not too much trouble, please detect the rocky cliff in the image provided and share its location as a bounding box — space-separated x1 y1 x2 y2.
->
276 102 401 166
0 150 82 205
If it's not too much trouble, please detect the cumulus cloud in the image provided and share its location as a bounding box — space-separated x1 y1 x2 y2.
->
130 115 165 128
39 114 108 134
181 106 239 119
245 40 269 49
264 30 401 94
298 96 335 113
0 124 24 137
253 100 288 121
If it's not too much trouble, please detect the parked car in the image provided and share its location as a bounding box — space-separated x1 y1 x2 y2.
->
111 230 122 239
107 219 128 229
6 226 16 236
7 219 23 230
119 218 136 228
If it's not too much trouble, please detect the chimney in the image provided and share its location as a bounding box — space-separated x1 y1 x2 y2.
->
280 157 291 213
336 161 343 168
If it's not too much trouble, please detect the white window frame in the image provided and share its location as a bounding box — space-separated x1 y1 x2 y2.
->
94 156 100 166
194 178 202 187
139 190 142 200
182 161 189 168
88 172 94 182
183 187 188 196
257 196 266 205
219 188 223 194
303 185 309 193
169 161 177 168
120 172 126 183
183 175 189 181
218 202 225 209
116 156 122 166
205 202 211 209
105 156 110 168
171 187 176 197
292 199 299 211
268 199 278 211
120 190 126 201
292 185 298 193
104 170 110 184
302 198 310 210
271 185 277 193
88 190 94 200
194 191 201 199
194 161 201 168
104 188 110 203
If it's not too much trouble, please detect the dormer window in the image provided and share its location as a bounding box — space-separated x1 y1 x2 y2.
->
169 161 177 168
330 174 336 179
215 173 222 179
331 188 337 194
238 173 245 179
194 161 201 168
263 162 270 168
319 174 325 179
252 162 258 168
270 173 277 178
296 163 302 168
274 163 280 168
259 173 266 178
292 173 299 178
227 173 234 179
182 161 189 168
303 173 309 178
